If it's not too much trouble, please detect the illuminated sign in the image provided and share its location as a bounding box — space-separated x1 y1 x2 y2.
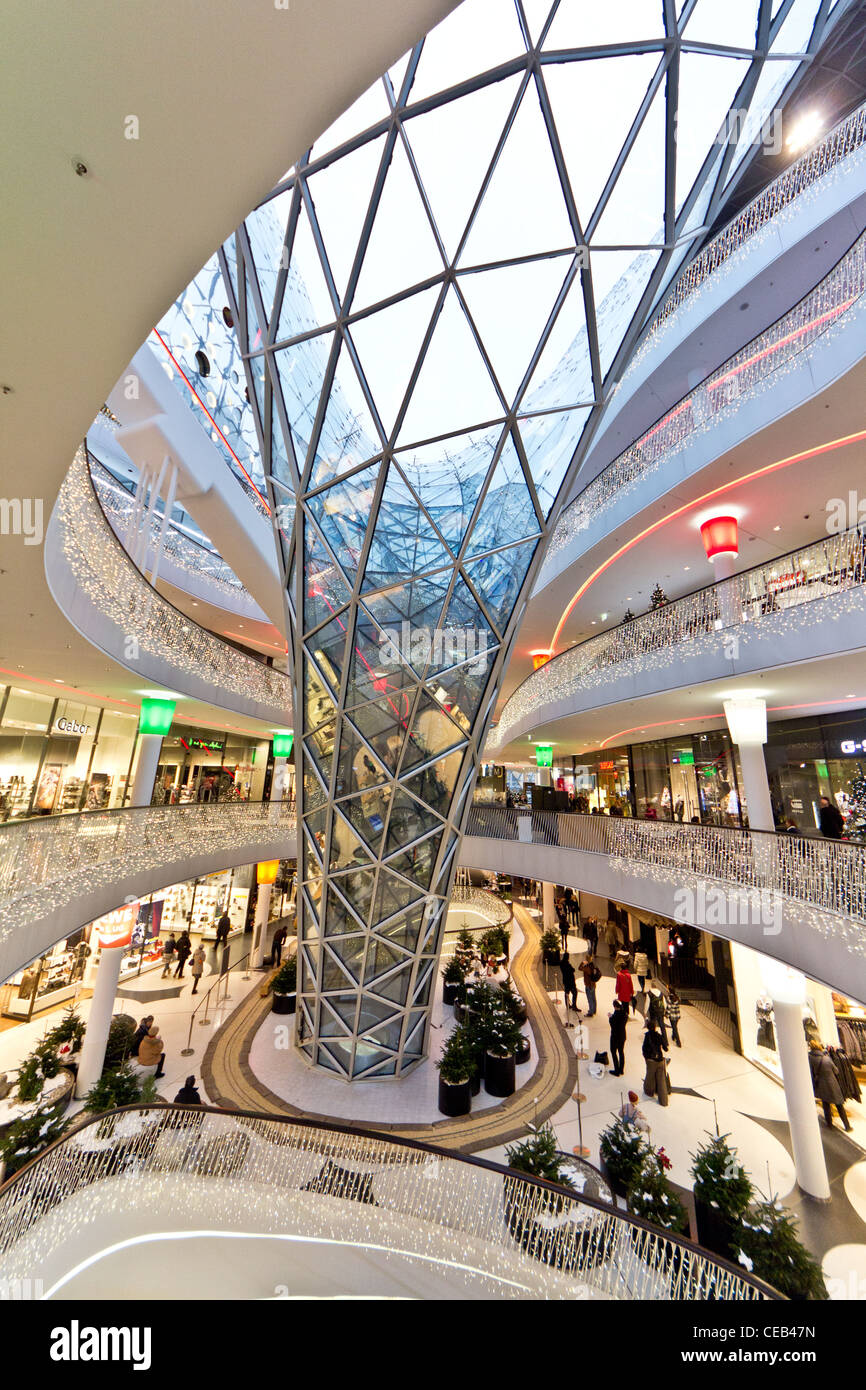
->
535 745 553 769
55 718 90 736
840 739 866 755
180 736 225 754
93 904 136 951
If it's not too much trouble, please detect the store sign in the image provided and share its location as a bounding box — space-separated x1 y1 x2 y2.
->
599 761 615 771
535 744 553 769
180 736 225 754
55 718 90 736
93 904 136 950
840 739 866 755
768 571 805 593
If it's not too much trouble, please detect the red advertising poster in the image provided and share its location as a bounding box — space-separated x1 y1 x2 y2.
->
93 904 136 950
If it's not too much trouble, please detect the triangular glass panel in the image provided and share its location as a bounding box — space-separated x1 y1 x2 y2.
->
360 1015 405 1052
435 829 460 885
307 613 351 698
316 1042 347 1074
385 828 444 891
322 880 367 937
275 198 337 345
221 233 239 304
302 803 329 850
401 690 466 772
544 0 666 47
465 433 540 558
302 656 338 735
306 133 388 303
245 189 293 331
458 257 570 405
346 693 414 772
409 0 526 105
465 538 539 637
433 574 497 678
329 808 373 873
412 959 435 1007
365 939 411 983
403 1010 427 1055
591 248 663 377
404 74 524 260
519 259 593 412
425 653 490 731
377 904 427 953
368 965 413 1006
270 398 296 491
370 868 425 928
328 865 376 926
590 77 667 248
396 286 503 446
353 136 444 313
307 339 381 491
683 0 760 49
336 787 389 857
396 423 504 552
327 934 367 983
402 747 466 818
541 54 661 232
312 80 391 162
303 515 353 633
319 999 354 1039
349 286 441 440
360 573 453 662
674 53 750 217
300 945 319 991
302 751 328 813
518 408 591 515
362 461 454 593
275 331 335 469
460 81 575 267
335 720 390 797
321 946 360 993
384 787 445 857
349 605 423 709
245 267 266 353
308 462 378 581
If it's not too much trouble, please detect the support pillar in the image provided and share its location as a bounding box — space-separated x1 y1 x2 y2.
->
773 998 831 1201
543 881 556 931
74 934 125 1098
251 884 273 969
130 733 163 808
724 698 776 883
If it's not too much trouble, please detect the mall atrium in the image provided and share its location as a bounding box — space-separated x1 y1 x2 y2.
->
2 0 866 1306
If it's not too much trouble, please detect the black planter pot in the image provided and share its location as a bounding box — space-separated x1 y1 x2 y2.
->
470 1069 482 1096
543 949 561 967
694 1196 739 1261
438 1075 472 1117
485 1050 516 1097
442 981 461 1007
514 1035 531 1065
598 1157 631 1201
272 991 296 1015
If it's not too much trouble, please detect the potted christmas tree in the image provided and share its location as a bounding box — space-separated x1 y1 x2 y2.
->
441 955 467 1008
483 1007 524 1097
504 1124 612 1272
598 1116 651 1199
732 1197 829 1300
271 957 297 1014
690 1132 753 1260
627 1149 688 1275
436 1029 473 1117
540 929 561 966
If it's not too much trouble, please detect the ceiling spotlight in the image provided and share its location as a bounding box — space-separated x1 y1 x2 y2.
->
773 525 781 531
786 110 823 153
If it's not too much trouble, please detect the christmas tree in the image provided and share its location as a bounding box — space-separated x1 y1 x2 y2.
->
650 583 669 609
845 763 866 843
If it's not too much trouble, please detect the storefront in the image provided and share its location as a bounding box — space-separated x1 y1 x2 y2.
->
156 728 268 804
764 708 866 836
571 747 631 814
728 940 841 1084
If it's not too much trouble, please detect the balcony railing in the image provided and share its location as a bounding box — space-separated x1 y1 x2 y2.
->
496 522 866 749
0 1105 773 1300
540 218 866 585
0 800 296 947
88 453 249 604
465 806 866 953
52 445 291 720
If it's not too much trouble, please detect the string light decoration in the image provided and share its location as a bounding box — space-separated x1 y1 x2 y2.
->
488 522 866 752
539 220 866 584
53 446 292 723
447 885 511 924
0 1106 770 1301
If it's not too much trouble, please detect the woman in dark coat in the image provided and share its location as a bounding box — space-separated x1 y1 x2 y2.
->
559 952 577 1011
809 1042 852 1129
174 930 192 978
608 999 627 1077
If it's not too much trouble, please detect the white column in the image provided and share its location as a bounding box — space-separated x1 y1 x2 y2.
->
773 999 831 1201
269 756 287 825
713 551 739 628
130 733 163 808
251 884 273 969
736 741 775 833
74 947 124 1098
543 881 556 931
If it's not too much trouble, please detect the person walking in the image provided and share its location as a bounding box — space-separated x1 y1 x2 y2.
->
646 984 670 1050
819 795 845 839
642 1022 669 1106
579 953 601 1017
587 919 599 954
215 912 231 951
809 1041 852 1129
137 1024 166 1079
174 930 192 979
160 935 176 978
615 963 636 1015
174 1075 203 1105
557 902 569 953
608 998 628 1076
270 923 287 968
190 944 206 994
559 952 578 1011
667 988 682 1047
633 949 650 992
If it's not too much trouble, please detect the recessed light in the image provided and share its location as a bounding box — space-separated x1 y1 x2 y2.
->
54 679 64 683
683 566 690 571
773 525 781 532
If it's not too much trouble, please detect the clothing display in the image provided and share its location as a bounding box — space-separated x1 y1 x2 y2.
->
827 1047 862 1102
756 998 776 1051
836 1016 866 1065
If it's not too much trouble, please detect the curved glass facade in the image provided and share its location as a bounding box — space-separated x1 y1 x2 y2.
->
219 0 833 1077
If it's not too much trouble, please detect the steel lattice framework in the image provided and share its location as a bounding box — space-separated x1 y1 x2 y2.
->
213 0 846 1078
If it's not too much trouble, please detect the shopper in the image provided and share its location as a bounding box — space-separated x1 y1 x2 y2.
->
819 796 845 839
642 1023 669 1106
646 984 670 1050
615 963 636 1015
174 1075 203 1105
620 1091 649 1131
174 930 192 978
809 1041 852 1130
556 902 569 952
270 923 288 967
131 1015 154 1058
559 952 577 1011
215 912 231 951
137 1025 166 1079
633 949 650 991
584 918 599 955
160 935 176 978
667 988 682 1047
579 953 601 1017
608 999 627 1077
190 945 206 994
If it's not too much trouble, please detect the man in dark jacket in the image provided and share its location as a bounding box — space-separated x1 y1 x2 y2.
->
608 999 627 1076
215 912 231 949
819 796 845 839
270 923 288 967
174 930 192 978
131 1015 154 1058
174 1075 203 1105
559 952 577 1011
642 1023 669 1105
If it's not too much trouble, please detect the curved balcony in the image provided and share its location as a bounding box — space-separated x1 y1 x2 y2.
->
0 1105 772 1300
538 222 866 592
0 801 296 984
495 524 866 746
44 445 292 725
463 807 866 1005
